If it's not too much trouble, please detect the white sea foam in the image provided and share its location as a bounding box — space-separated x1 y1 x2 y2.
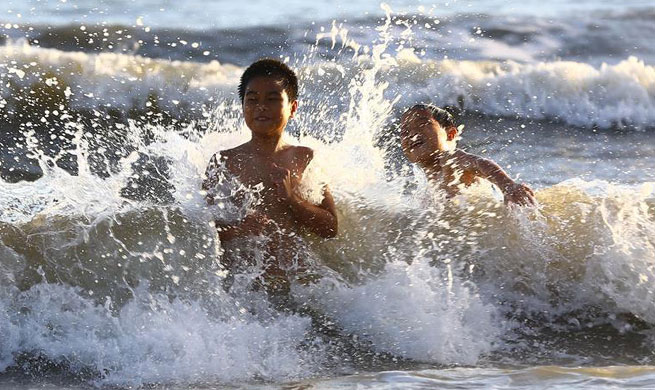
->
576 181 655 322
0 283 318 386
463 179 655 324
298 260 501 364
0 297 20 372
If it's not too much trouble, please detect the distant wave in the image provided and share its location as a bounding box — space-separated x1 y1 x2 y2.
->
2 6 655 66
391 53 655 129
2 42 654 130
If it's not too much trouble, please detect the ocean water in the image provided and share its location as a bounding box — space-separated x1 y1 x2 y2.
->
1 1 655 389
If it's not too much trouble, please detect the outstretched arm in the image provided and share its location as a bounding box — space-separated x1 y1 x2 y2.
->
457 152 536 206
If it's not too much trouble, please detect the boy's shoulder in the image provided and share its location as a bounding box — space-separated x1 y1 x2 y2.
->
287 144 313 160
451 149 487 166
208 143 313 169
219 143 312 159
222 143 249 157
282 145 314 171
210 143 250 164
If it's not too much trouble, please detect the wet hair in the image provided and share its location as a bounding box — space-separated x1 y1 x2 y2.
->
238 58 299 102
407 104 456 129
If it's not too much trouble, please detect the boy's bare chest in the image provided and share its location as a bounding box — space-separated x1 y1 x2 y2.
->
226 156 299 192
233 165 276 188
227 158 300 222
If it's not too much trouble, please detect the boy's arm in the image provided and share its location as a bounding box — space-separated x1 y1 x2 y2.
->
288 185 338 238
457 151 536 206
201 153 221 205
272 162 338 238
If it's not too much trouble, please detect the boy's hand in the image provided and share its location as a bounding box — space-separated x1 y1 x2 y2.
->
271 163 299 203
216 211 273 239
503 182 536 206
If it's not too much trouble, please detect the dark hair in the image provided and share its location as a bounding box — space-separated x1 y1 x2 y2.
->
238 58 299 102
408 104 456 129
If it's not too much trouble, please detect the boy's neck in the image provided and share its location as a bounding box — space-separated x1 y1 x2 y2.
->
248 133 286 156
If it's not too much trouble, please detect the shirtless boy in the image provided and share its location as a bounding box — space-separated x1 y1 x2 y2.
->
202 59 337 285
400 104 536 206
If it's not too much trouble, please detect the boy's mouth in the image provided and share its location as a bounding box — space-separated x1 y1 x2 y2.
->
255 116 271 121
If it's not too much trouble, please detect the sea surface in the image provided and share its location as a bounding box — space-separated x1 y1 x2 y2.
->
1 1 655 389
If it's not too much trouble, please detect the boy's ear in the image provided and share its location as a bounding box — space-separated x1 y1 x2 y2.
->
446 126 458 141
289 100 299 118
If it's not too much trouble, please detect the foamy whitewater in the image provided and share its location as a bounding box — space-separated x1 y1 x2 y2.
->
1 1 655 389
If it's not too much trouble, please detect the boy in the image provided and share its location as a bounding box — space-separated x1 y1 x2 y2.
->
202 59 337 286
400 104 536 206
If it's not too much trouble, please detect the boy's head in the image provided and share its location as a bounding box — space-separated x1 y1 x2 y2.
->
399 104 459 163
238 59 298 102
238 59 299 138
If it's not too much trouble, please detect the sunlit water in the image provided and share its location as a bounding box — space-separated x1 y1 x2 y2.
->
1 2 655 390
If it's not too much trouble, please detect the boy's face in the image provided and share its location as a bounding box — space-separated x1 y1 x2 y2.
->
400 108 457 163
242 76 298 138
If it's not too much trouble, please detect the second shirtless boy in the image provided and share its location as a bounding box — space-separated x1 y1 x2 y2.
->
400 104 536 205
